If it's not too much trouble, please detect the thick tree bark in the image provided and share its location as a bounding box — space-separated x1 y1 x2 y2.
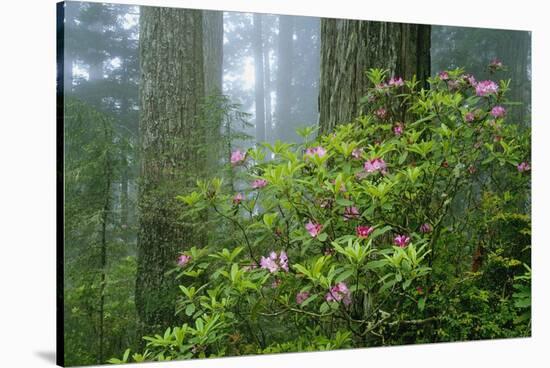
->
253 13 266 143
319 19 431 134
276 15 294 141
136 7 206 338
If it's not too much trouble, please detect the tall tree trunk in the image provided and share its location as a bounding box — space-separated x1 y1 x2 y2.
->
136 7 206 339
203 10 223 96
263 33 273 144
318 19 431 134
502 31 531 126
276 15 294 141
253 13 266 143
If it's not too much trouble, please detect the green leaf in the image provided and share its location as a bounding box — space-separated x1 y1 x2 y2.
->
418 297 426 311
185 303 196 316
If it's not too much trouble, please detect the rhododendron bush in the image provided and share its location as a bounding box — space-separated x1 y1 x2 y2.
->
111 67 530 363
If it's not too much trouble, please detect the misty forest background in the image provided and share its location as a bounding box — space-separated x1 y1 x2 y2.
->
61 1 531 365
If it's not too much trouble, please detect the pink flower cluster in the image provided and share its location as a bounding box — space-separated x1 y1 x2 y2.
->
393 122 404 136
490 105 506 118
475 80 499 96
325 282 351 305
517 161 531 172
394 234 411 248
230 149 246 165
388 76 404 87
375 107 388 120
252 179 268 189
438 71 449 80
177 254 192 267
296 291 310 305
305 146 327 159
260 250 289 273
356 225 374 238
305 221 323 237
464 112 475 122
364 158 387 175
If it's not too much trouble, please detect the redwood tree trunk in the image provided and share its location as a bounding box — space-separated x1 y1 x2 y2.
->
136 7 206 338
319 19 431 134
203 10 223 96
275 15 294 141
253 13 266 143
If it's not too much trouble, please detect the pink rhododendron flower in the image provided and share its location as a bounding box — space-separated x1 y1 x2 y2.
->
475 80 499 96
388 76 404 87
260 250 289 273
230 149 246 165
305 146 327 159
252 179 267 189
232 192 244 205
356 225 375 238
296 291 310 305
305 220 323 238
517 161 531 172
351 147 364 159
375 107 388 120
393 122 404 136
394 234 411 248
325 282 352 305
343 206 360 221
177 254 191 267
438 71 449 80
419 223 432 233
464 112 475 122
364 158 387 175
490 105 506 118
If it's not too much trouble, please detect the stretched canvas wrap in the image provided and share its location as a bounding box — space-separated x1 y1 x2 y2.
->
57 1 532 366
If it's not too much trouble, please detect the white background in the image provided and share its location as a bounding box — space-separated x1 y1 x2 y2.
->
0 0 548 367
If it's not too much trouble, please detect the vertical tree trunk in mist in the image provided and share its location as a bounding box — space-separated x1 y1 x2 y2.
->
253 14 266 143
203 11 223 96
263 19 273 143
502 32 531 126
276 15 294 141
203 10 224 170
136 7 206 339
319 20 431 134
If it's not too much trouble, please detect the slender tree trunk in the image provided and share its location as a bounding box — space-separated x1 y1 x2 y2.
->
276 15 294 141
136 7 206 339
253 13 266 143
263 34 273 144
318 19 431 133
98 127 112 364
